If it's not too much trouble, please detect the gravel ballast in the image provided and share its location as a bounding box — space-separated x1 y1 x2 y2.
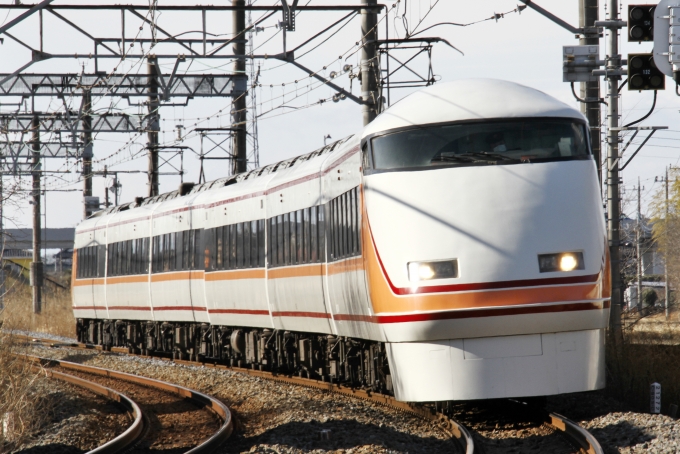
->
12 378 129 454
27 345 458 453
23 339 680 453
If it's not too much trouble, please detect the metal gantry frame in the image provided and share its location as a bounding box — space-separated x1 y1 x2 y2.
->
0 1 402 312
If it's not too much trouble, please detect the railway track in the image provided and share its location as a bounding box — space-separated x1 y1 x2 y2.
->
451 399 603 454
20 334 602 454
27 354 233 454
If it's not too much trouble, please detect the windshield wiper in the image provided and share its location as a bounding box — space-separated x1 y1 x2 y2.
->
430 154 477 163
464 152 519 161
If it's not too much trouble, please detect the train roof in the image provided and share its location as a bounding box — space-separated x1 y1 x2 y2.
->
82 134 355 224
362 78 586 138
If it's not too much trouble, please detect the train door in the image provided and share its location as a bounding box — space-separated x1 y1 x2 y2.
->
188 204 208 323
321 145 380 340
265 164 333 334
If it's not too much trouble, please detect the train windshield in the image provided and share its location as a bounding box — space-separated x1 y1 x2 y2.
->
370 119 589 170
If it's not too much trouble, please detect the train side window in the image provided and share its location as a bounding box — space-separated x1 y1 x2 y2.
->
171 233 177 272
243 221 251 268
98 245 106 277
118 242 123 275
310 206 318 263
258 219 265 267
236 222 244 269
80 248 85 278
136 239 140 274
250 220 258 268
355 188 361 254
277 215 284 266
283 213 291 265
182 230 189 270
333 200 339 260
344 193 350 258
132 239 137 275
139 238 144 274
176 232 182 271
129 240 134 275
118 242 122 276
196 229 203 271
349 189 356 254
112 242 117 276
215 228 221 271
302 208 312 263
122 241 128 275
267 218 274 267
143 237 150 274
160 234 166 272
125 240 131 275
221 225 228 270
166 237 170 273
107 244 111 276
187 231 195 270
362 142 371 170
91 246 96 277
296 210 303 264
318 204 326 262
152 236 158 273
228 224 236 269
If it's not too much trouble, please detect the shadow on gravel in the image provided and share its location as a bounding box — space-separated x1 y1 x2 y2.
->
223 418 458 453
14 443 86 454
587 421 654 454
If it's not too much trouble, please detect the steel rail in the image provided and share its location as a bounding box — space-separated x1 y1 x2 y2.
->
25 354 233 454
19 336 471 454
545 412 603 454
33 363 144 454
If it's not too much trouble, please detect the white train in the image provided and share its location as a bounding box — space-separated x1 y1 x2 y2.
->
73 79 610 402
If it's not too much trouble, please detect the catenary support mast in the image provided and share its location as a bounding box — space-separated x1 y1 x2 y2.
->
82 90 93 217
232 0 247 175
579 0 601 180
31 115 42 314
360 0 378 126
665 166 670 319
637 178 642 312
147 56 160 197
605 0 623 341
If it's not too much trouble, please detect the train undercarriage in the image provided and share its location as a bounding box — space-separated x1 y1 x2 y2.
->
76 318 393 395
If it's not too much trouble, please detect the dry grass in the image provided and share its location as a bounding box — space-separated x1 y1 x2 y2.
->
0 272 74 450
0 272 75 338
607 307 680 413
0 331 52 450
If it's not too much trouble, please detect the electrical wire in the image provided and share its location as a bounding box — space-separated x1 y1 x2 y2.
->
623 90 658 128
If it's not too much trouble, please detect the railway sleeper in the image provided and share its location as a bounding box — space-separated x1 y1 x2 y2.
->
76 318 393 394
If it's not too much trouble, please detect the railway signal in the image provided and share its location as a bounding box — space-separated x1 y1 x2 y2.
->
627 53 666 90
628 5 655 41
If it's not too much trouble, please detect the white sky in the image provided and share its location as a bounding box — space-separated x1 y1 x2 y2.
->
0 0 677 229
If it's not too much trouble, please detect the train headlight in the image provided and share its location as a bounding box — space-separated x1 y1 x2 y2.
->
538 252 584 273
408 259 458 282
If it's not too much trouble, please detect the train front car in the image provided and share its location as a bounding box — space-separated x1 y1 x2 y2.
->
362 79 610 402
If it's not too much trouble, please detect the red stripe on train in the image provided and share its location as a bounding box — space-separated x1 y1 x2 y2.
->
375 301 611 324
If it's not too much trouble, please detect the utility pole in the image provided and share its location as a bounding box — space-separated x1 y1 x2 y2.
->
147 56 160 197
360 0 378 126
30 115 42 314
665 166 670 319
232 0 247 175
604 0 623 342
579 0 602 180
637 177 642 313
82 90 93 219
